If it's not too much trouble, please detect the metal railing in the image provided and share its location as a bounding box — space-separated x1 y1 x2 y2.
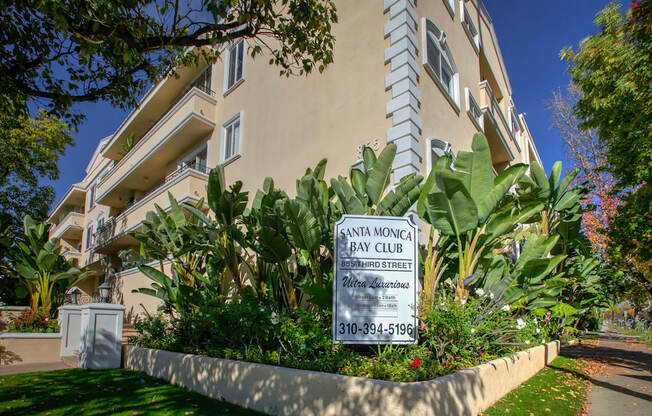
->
93 161 209 250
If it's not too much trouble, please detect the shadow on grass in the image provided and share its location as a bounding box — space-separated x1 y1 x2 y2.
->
0 368 260 416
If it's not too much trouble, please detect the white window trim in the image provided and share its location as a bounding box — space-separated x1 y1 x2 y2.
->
426 138 454 173
460 1 480 52
220 111 243 165
421 18 460 112
223 39 245 96
84 221 95 251
465 88 484 132
442 0 455 18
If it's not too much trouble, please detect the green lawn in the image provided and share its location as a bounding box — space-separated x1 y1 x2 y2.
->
0 368 261 415
481 355 588 416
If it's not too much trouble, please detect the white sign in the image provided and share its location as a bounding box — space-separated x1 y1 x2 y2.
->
333 215 418 344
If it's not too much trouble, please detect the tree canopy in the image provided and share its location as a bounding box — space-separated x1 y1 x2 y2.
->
1 0 338 122
561 0 651 189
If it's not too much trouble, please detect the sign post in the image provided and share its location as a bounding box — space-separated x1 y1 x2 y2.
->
333 215 418 344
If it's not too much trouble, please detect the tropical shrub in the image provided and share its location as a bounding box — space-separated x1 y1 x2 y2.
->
128 134 604 382
10 216 94 314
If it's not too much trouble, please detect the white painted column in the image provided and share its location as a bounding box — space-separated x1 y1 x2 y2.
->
58 304 82 357
78 303 125 369
384 0 423 184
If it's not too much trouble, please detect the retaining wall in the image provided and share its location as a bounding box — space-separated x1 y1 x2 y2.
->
0 333 62 365
124 340 560 415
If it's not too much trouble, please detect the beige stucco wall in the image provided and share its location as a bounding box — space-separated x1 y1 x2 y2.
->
210 0 392 196
124 340 560 416
0 334 62 365
117 264 169 320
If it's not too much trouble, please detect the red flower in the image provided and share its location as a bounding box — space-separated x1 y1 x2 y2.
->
409 357 421 369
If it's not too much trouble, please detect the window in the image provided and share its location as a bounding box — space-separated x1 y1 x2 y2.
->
465 88 484 131
428 138 454 172
221 112 242 163
88 183 96 211
178 144 208 172
225 40 245 92
85 224 94 250
443 0 455 17
461 2 479 50
423 19 459 108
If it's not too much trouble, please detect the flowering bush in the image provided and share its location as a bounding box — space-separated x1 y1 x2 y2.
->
8 310 58 333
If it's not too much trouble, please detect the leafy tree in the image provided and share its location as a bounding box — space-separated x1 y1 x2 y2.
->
1 0 338 120
561 2 651 293
0 109 73 234
561 1 651 188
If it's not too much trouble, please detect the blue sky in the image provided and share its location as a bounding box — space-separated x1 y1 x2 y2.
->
46 0 614 207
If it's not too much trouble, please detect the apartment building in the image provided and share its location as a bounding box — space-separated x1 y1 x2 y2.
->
48 0 542 318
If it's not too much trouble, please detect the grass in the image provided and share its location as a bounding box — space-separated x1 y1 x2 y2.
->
481 355 588 416
0 368 261 415
613 325 652 347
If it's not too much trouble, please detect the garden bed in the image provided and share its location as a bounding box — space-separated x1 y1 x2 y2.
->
124 340 560 416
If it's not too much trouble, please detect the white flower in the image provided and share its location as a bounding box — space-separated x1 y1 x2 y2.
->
501 305 510 312
525 340 530 345
460 299 467 306
542 339 546 344
471 328 476 334
270 312 279 325
475 288 485 296
536 328 540 334
516 318 526 330
489 292 495 300
440 302 445 307
300 344 306 350
191 324 195 329
533 317 538 325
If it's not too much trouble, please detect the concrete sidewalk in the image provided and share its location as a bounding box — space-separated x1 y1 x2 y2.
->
564 332 652 416
0 361 71 375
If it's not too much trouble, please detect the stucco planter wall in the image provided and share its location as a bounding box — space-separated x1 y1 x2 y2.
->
124 340 560 416
0 333 62 365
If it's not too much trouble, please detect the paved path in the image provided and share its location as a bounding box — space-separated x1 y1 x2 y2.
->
563 332 652 416
0 361 70 375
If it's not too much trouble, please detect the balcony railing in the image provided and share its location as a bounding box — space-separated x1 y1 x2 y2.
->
479 81 519 149
93 161 209 250
50 211 85 239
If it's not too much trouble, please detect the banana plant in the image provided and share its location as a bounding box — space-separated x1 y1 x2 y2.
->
418 133 541 299
517 161 589 242
134 264 200 318
132 192 207 288
330 143 424 216
183 165 249 296
11 216 94 313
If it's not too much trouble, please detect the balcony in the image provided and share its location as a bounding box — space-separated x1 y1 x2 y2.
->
96 86 216 208
50 211 85 241
61 249 81 264
93 162 209 254
48 186 86 225
478 81 516 168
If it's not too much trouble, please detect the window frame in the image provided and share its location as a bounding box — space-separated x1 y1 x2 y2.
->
84 222 94 251
465 88 484 132
442 0 455 18
426 138 454 174
220 111 243 164
223 40 245 95
460 1 480 52
422 18 460 111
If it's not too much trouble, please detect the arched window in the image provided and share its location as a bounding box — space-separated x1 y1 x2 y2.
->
427 138 454 172
422 19 460 108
